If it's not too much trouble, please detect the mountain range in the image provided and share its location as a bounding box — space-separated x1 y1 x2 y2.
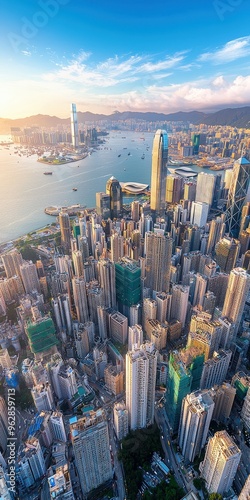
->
1 106 250 134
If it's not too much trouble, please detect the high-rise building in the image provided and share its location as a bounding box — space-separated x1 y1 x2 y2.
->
200 350 232 389
178 389 214 463
241 387 250 430
211 383 236 423
72 250 84 277
207 272 229 308
222 267 250 334
49 411 67 442
113 401 129 440
195 173 215 207
128 324 143 351
207 216 226 255
59 211 71 253
16 437 46 489
192 274 207 307
98 258 116 308
239 475 250 500
110 311 128 344
190 201 209 227
126 342 157 430
145 232 172 293
70 409 112 496
183 181 196 202
72 277 89 324
20 261 41 294
106 176 122 219
188 316 222 361
52 294 72 335
170 284 189 328
104 364 124 395
192 133 200 155
110 233 124 262
1 249 23 278
31 383 55 412
57 364 78 400
155 291 171 323
225 157 250 237
115 257 141 309
131 200 140 222
96 192 111 219
71 103 79 148
150 129 168 215
215 236 240 273
142 297 157 329
145 319 168 350
166 175 183 204
200 431 241 495
165 347 204 433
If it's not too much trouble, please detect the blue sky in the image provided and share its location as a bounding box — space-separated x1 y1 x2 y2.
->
1 0 250 118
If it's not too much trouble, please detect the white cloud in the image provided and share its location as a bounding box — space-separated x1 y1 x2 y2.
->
212 75 226 87
138 54 186 72
76 74 250 113
199 36 250 64
21 50 31 57
42 51 186 88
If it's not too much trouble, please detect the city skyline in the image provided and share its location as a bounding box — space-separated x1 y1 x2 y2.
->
1 1 250 118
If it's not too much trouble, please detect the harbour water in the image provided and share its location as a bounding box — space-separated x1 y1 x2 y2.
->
0 131 224 244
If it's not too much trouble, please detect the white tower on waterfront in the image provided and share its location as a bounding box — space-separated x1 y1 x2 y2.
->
71 103 79 148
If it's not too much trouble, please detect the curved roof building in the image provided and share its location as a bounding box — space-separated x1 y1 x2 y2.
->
119 182 149 194
168 166 198 178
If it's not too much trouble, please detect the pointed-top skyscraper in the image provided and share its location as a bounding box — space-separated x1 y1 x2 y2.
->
225 157 250 237
150 129 168 215
106 176 122 219
71 103 79 148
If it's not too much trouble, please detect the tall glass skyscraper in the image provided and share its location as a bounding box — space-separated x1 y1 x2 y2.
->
225 157 250 237
106 176 122 219
150 129 168 215
71 103 79 148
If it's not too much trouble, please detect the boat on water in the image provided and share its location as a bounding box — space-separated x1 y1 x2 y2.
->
118 154 121 157
73 188 77 191
141 154 145 159
44 172 53 175
128 152 131 155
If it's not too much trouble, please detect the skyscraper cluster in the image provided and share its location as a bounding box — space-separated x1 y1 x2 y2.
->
1 127 250 499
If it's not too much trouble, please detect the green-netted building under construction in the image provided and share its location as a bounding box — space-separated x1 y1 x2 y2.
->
25 316 58 355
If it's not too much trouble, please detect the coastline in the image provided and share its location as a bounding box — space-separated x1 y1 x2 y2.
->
37 152 89 166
